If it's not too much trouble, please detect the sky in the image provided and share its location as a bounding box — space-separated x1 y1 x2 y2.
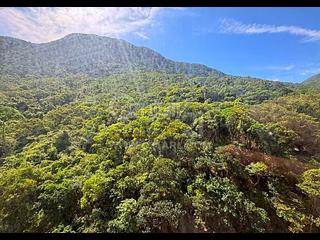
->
0 7 320 83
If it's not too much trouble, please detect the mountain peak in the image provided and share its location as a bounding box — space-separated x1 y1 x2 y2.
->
51 33 115 44
0 34 224 77
61 33 103 39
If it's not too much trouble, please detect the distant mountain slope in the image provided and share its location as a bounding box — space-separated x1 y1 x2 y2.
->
0 33 224 77
302 73 320 88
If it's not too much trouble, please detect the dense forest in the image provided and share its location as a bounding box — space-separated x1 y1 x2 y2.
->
1 70 320 233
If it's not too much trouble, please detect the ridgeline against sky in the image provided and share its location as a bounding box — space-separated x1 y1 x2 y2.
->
0 7 319 83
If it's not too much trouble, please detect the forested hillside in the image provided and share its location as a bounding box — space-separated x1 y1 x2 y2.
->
1 71 319 233
302 73 320 88
0 34 223 77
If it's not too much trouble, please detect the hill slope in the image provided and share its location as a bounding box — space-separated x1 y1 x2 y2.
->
301 73 320 88
0 33 224 77
0 72 319 232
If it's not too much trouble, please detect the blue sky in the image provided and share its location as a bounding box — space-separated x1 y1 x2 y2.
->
0 7 320 83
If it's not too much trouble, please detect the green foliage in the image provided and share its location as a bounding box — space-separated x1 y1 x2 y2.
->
246 162 268 175
54 131 71 153
272 199 309 233
188 175 269 232
0 72 319 233
136 200 185 233
297 169 320 197
107 198 138 233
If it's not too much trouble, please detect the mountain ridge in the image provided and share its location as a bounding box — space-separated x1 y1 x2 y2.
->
0 33 225 78
302 73 320 88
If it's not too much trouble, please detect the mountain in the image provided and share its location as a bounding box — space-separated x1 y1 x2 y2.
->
0 33 224 77
302 73 320 88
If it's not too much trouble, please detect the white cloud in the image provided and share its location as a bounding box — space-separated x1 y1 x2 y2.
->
219 18 320 42
134 32 150 40
0 7 175 43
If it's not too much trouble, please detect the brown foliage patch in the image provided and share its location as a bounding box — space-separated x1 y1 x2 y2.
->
223 145 309 175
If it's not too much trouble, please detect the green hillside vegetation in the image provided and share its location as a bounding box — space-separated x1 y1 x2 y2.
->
0 34 223 77
302 73 320 89
0 71 319 233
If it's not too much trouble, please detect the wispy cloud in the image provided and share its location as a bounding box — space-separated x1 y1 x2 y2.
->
0 7 179 43
299 67 320 76
134 32 150 40
265 65 295 71
219 18 320 42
